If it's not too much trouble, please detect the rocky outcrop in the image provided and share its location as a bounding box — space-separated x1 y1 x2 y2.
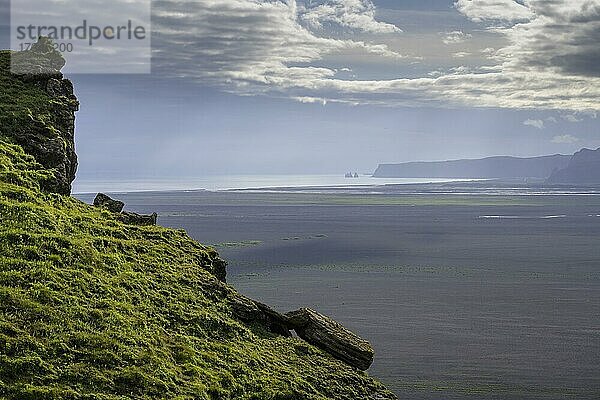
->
547 147 600 185
93 193 125 213
231 294 292 336
231 300 376 370
118 211 158 226
92 193 156 225
286 308 374 371
207 254 228 283
2 38 79 195
10 37 66 77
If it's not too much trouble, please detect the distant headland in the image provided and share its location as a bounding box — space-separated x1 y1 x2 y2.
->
374 149 600 185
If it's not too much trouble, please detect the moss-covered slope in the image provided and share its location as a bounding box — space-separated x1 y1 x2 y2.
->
0 49 396 399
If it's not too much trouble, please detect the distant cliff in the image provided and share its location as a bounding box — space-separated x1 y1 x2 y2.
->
547 147 600 185
373 154 571 179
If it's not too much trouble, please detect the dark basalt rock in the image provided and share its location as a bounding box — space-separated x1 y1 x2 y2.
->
118 211 158 226
93 193 125 213
286 308 374 371
7 37 79 195
208 256 227 283
92 193 157 226
231 294 291 336
232 300 376 370
11 37 66 78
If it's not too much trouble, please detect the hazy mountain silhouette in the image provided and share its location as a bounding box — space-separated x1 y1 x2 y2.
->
547 147 600 184
374 154 571 179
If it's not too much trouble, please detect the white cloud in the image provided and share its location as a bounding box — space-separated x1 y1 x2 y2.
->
524 119 544 129
454 0 534 23
299 0 402 33
498 1 600 78
551 134 580 144
149 0 600 112
562 114 583 123
294 96 328 105
442 30 472 45
481 47 497 57
152 0 405 90
452 52 472 58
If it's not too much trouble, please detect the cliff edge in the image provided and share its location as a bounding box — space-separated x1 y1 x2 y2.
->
0 42 396 399
547 147 600 185
0 38 78 195
373 154 571 179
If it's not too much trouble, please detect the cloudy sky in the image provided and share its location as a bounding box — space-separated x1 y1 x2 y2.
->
2 0 599 182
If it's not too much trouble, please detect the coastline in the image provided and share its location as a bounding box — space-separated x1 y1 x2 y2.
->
72 175 478 194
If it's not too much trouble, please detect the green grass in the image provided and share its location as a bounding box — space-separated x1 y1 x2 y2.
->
0 51 66 140
0 51 395 399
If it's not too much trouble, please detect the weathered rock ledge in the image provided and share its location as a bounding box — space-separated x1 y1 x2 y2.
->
6 38 79 195
93 193 158 226
287 308 375 371
231 292 375 371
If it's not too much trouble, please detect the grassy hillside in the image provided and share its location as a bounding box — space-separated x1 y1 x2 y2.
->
0 49 395 399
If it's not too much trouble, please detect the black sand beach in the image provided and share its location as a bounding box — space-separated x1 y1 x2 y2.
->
77 184 600 399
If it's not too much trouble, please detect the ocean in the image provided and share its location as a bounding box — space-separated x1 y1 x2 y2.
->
76 179 600 399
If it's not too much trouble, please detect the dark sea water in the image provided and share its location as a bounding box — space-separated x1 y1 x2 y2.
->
77 183 600 399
